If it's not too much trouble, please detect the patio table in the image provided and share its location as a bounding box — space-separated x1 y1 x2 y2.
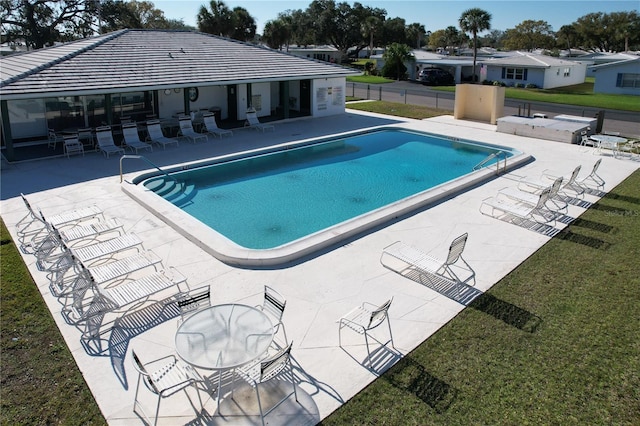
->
590 134 627 157
175 303 274 408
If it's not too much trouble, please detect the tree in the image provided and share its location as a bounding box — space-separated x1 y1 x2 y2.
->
382 42 412 80
230 7 256 41
459 7 491 83
263 18 290 50
361 15 381 57
479 29 504 49
381 17 406 47
197 0 233 37
503 20 555 51
99 0 174 33
556 24 578 55
573 11 640 52
443 26 463 55
406 22 426 49
1 0 94 49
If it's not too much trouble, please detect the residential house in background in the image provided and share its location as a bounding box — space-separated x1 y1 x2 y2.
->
591 56 640 95
481 52 587 89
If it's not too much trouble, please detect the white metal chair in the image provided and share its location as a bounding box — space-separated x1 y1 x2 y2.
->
338 298 395 367
178 117 207 143
131 349 204 426
122 123 153 153
499 176 567 213
519 165 585 197
173 285 211 325
381 233 476 286
576 158 605 189
146 120 180 149
48 129 64 149
76 127 95 150
95 126 125 158
244 109 274 132
63 136 84 158
480 186 556 224
201 112 233 138
231 341 298 426
256 285 288 345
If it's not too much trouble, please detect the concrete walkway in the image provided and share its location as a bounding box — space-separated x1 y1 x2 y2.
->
1 111 638 425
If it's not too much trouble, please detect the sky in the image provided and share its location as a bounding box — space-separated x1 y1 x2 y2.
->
153 0 638 35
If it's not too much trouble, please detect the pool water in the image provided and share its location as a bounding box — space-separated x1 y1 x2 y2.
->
143 129 515 250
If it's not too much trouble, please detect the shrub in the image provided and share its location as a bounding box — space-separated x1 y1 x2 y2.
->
482 79 494 85
515 83 525 88
525 83 538 89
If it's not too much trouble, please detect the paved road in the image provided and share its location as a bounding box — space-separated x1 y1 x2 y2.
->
348 81 640 138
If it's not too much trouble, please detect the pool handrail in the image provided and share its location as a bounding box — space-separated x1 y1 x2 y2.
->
473 151 508 174
119 155 182 190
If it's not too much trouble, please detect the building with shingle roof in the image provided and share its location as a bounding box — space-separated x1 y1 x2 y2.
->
481 52 587 89
0 29 360 161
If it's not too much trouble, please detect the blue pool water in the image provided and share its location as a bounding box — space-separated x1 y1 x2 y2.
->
143 129 515 250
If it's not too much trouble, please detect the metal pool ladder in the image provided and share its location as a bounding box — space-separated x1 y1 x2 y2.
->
473 151 508 174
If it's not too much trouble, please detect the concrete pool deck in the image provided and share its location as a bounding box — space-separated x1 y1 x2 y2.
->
1 111 638 425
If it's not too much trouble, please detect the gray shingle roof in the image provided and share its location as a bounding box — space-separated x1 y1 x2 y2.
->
0 29 359 99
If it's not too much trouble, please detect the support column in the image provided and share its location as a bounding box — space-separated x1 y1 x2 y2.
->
1 100 14 162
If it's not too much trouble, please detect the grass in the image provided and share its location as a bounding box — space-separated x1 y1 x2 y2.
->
0 219 106 425
322 171 640 425
347 75 395 84
434 79 640 112
346 100 451 120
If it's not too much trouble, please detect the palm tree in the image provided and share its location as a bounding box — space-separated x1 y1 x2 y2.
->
459 8 492 83
383 43 412 81
361 16 380 58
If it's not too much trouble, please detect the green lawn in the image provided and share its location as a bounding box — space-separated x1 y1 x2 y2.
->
347 75 395 84
434 80 640 112
322 170 640 424
346 100 451 120
0 220 106 424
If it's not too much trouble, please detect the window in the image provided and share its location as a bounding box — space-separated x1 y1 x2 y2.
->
503 67 527 80
616 73 640 88
563 68 571 77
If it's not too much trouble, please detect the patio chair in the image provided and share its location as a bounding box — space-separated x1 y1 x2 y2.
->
480 186 556 224
132 349 204 426
17 193 103 239
381 233 476 287
576 158 605 189
56 218 124 247
617 139 639 159
63 136 84 158
77 127 95 150
70 233 143 266
519 165 584 197
499 176 567 213
231 341 298 426
244 110 274 132
95 126 125 158
255 285 288 345
145 120 180 149
178 117 207 143
48 129 64 149
122 123 153 153
201 112 233 138
173 285 211 325
338 298 394 367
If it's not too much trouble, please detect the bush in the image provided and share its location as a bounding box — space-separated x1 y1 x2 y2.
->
482 80 494 85
525 83 538 89
515 83 525 88
493 81 506 87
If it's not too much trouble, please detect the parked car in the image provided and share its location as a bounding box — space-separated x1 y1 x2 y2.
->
418 68 455 86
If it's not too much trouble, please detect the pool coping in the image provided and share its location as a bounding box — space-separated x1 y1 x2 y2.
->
122 125 532 267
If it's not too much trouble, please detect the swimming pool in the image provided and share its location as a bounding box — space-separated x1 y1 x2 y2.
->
125 127 529 266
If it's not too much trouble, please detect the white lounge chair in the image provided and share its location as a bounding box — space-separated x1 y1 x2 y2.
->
519 165 584 197
381 233 476 286
244 110 274 132
500 176 567 213
178 117 207 143
122 123 153 153
70 233 143 266
576 159 605 189
480 186 556 224
201 112 233 138
338 298 394 367
95 126 125 158
145 120 180 149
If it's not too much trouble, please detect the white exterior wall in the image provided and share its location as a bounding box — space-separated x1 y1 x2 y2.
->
543 63 587 89
238 83 271 119
593 61 640 95
311 77 346 117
